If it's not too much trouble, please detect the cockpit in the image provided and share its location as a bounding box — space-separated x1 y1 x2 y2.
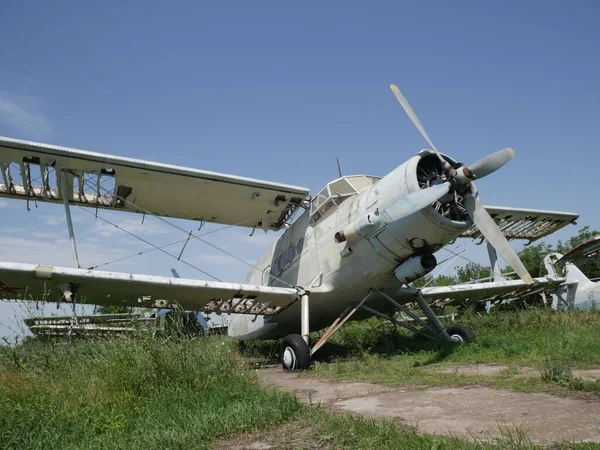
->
310 175 381 224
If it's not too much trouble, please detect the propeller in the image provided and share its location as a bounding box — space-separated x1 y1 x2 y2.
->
389 84 534 284
464 195 533 284
469 148 515 180
390 84 449 169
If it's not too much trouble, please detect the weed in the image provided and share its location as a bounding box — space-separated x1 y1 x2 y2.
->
541 357 576 384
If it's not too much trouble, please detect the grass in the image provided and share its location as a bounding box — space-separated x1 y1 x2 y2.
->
0 335 300 449
2 309 600 449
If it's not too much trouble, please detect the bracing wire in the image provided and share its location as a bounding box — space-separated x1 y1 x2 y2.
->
87 219 255 270
75 205 222 282
78 174 295 288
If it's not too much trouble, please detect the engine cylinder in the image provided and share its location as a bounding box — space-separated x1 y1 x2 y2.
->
335 213 382 244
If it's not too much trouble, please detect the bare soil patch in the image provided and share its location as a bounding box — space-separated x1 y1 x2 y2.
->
429 363 600 381
257 367 600 445
211 419 324 450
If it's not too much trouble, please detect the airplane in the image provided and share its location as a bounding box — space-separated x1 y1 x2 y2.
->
0 85 583 371
542 236 600 310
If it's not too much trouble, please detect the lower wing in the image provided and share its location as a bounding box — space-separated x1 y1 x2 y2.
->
0 262 299 316
417 276 565 307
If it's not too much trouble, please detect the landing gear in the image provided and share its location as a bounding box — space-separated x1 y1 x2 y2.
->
306 289 477 361
279 288 476 371
281 291 312 372
446 324 475 343
280 334 311 371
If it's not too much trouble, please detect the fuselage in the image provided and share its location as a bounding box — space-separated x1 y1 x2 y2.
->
229 150 475 339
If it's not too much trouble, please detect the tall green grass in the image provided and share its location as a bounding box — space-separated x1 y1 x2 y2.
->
0 336 300 449
311 309 600 366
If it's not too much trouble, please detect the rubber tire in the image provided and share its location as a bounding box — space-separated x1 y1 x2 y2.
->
446 324 475 343
280 334 311 371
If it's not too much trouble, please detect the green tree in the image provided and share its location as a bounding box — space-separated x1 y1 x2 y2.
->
455 262 491 283
434 274 458 286
516 242 554 278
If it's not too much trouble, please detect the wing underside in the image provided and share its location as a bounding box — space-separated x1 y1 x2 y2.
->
0 136 310 230
0 262 299 316
460 205 578 242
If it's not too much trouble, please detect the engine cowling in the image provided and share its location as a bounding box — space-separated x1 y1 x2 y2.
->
394 253 437 284
360 150 473 259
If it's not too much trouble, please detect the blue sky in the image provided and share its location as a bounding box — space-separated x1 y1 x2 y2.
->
0 1 598 337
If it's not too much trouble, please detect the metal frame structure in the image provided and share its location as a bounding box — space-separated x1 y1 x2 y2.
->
309 288 459 357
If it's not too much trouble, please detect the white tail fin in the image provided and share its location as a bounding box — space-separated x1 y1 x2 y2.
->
544 252 591 284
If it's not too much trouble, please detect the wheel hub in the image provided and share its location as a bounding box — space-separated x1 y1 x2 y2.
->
450 334 464 343
282 346 296 370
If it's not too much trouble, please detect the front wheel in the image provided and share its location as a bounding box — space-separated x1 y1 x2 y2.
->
446 324 475 343
280 334 311 371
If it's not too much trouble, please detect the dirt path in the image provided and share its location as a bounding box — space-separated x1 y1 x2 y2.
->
258 367 600 445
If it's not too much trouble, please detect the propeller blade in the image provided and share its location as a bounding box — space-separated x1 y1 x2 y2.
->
383 182 451 222
390 84 447 166
469 148 515 180
465 195 533 284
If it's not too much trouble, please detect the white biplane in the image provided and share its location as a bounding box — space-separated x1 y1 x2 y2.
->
0 85 588 371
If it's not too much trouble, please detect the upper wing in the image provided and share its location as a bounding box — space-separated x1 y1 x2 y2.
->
459 205 578 243
417 275 565 306
0 136 309 230
0 262 299 315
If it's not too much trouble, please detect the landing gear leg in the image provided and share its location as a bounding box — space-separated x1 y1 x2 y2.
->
356 289 477 344
281 291 311 371
301 292 309 345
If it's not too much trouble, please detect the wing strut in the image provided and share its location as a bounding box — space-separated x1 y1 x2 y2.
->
60 169 81 268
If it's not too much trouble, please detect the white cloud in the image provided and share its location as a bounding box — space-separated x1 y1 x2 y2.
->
0 91 53 138
0 235 128 269
41 214 61 226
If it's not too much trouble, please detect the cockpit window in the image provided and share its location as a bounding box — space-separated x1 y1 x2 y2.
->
313 186 330 209
309 175 381 224
328 178 355 196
